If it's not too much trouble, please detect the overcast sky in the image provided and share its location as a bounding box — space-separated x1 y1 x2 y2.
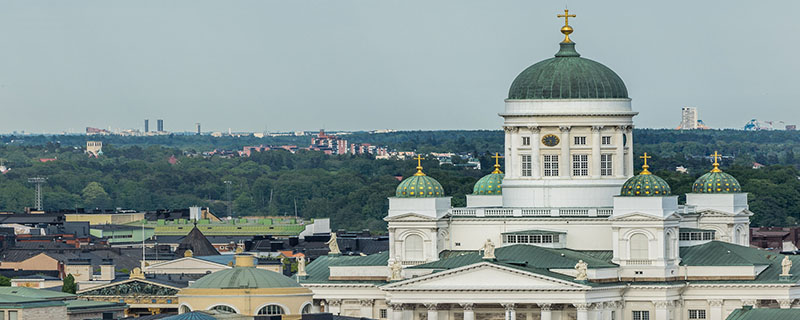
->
1 1 798 134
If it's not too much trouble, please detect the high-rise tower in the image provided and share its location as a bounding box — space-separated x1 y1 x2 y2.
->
144 119 149 133
157 119 164 132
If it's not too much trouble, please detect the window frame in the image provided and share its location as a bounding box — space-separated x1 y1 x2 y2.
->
601 136 612 145
543 155 559 177
572 154 588 176
688 309 706 319
573 136 587 145
521 155 532 177
522 136 531 146
632 310 650 320
600 153 613 176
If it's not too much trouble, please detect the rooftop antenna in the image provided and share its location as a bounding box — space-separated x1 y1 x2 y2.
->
27 177 47 211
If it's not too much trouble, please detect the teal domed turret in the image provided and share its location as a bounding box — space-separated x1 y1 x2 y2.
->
396 155 445 198
692 151 741 193
473 153 505 195
620 153 671 197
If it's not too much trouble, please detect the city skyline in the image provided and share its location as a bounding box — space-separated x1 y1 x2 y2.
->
1 1 798 133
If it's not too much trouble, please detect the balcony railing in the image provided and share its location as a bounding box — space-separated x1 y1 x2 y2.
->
626 259 653 266
447 207 615 218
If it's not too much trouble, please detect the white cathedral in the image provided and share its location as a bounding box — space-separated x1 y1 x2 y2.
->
300 12 800 320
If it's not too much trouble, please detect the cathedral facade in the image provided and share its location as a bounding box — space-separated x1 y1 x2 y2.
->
300 12 799 320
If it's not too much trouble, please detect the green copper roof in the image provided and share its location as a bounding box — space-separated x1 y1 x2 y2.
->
189 266 301 289
473 172 504 195
692 171 741 193
300 251 390 285
726 307 800 320
396 174 445 198
620 173 671 197
508 42 628 100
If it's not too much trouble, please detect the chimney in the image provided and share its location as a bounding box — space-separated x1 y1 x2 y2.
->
99 259 115 281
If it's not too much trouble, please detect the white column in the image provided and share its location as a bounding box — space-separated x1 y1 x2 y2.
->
602 302 613 320
360 300 374 318
510 127 519 177
591 126 602 179
530 126 541 179
504 127 513 179
614 126 625 178
327 299 342 316
461 303 474 320
779 299 793 309
625 126 634 176
560 126 571 178
311 301 321 313
574 303 589 320
426 304 439 320
709 300 723 320
503 303 516 320
654 301 671 320
539 303 552 320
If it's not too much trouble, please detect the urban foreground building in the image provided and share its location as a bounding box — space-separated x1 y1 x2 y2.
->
299 12 800 320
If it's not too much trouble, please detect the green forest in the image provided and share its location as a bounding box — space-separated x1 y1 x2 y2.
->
0 129 798 230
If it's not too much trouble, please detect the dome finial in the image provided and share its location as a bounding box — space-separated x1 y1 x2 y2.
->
639 153 652 175
710 151 723 173
414 154 426 176
491 153 503 174
557 9 576 43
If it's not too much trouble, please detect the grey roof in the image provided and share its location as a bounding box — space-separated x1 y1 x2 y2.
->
175 226 219 257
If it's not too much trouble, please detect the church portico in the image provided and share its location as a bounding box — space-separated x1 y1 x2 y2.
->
381 302 622 320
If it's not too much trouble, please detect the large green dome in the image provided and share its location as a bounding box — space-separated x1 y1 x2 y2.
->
189 265 301 289
620 156 671 197
396 159 445 198
692 158 741 193
508 42 628 100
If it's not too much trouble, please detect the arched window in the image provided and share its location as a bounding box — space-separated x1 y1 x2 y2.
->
404 234 424 261
180 305 191 314
302 304 313 314
630 234 649 260
258 305 286 315
211 305 237 314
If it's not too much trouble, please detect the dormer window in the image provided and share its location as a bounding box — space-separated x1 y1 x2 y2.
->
502 230 565 248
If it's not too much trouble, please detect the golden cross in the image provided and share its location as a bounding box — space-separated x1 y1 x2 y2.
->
710 151 722 172
492 153 503 166
640 153 651 167
491 153 504 174
413 154 426 176
558 9 576 26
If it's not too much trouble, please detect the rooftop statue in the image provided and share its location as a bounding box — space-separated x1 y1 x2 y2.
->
326 232 341 255
482 239 496 260
575 260 588 281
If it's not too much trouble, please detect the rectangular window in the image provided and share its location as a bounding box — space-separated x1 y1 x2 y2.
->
691 233 701 241
632 311 649 320
574 136 587 145
601 154 613 176
543 155 559 177
506 235 516 243
380 309 388 319
521 155 532 176
517 235 529 243
572 154 588 176
522 136 531 146
542 235 553 243
531 235 542 243
602 136 612 145
688 310 706 319
679 233 690 241
8 311 17 320
703 232 713 240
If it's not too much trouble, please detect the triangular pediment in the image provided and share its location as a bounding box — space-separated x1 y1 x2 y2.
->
385 212 437 222
383 262 586 291
78 279 180 296
696 208 752 217
145 257 231 273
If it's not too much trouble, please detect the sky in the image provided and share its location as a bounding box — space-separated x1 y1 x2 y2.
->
0 1 798 134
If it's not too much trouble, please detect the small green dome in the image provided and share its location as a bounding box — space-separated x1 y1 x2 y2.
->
473 173 504 195
620 154 671 197
508 42 628 100
473 155 504 195
396 175 445 198
396 157 445 198
189 266 301 289
692 157 741 193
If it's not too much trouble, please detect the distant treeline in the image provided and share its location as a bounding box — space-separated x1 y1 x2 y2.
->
0 129 798 229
